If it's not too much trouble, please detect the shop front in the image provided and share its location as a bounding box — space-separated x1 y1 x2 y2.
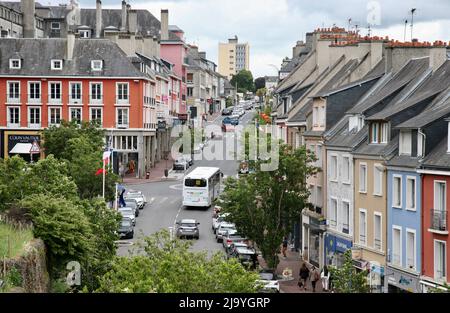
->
324 233 352 267
385 266 421 293
2 130 43 162
352 248 386 293
302 213 326 268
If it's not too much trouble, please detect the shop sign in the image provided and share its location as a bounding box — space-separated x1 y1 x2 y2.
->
335 236 352 253
386 267 420 292
8 134 40 154
157 121 167 132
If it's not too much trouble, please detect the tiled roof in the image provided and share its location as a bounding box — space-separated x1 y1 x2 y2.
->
421 137 450 170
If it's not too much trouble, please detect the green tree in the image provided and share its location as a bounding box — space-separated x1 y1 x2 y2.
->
329 250 370 293
230 70 255 93
226 96 234 107
254 77 266 90
96 231 260 293
220 144 317 269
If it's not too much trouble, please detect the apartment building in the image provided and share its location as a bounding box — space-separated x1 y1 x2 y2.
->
218 35 250 80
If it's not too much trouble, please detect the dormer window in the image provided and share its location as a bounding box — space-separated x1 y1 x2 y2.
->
91 60 103 71
370 122 389 144
9 59 21 69
51 59 63 70
399 130 412 156
79 30 90 38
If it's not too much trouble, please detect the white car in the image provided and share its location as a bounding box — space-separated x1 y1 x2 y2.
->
216 223 236 243
212 213 230 234
125 191 146 209
118 207 136 226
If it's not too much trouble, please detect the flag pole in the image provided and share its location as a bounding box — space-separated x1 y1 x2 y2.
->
102 158 106 199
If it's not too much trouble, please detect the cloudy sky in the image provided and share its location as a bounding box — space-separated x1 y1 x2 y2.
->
43 0 450 78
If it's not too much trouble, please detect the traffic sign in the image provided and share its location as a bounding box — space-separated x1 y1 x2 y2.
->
29 141 40 154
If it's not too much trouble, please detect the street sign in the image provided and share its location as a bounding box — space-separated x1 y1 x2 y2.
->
29 141 40 154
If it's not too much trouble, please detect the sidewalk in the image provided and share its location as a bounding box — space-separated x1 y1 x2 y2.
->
206 111 221 123
122 157 177 185
257 249 326 293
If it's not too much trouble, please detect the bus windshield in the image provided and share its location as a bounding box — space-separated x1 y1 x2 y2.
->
184 178 207 187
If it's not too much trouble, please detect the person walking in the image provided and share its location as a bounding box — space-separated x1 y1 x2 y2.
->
321 265 330 291
282 237 288 258
311 266 320 292
298 263 310 291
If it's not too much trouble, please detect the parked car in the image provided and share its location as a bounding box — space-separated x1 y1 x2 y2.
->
216 223 236 243
232 246 259 269
257 269 279 293
222 108 232 116
125 190 146 209
118 207 136 226
124 198 140 217
222 231 246 251
118 217 134 239
173 157 189 170
176 219 200 239
212 212 230 234
226 242 249 259
183 154 193 166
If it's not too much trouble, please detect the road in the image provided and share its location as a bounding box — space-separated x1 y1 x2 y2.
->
117 109 255 256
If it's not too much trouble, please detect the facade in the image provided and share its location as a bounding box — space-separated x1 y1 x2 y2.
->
0 37 158 178
218 35 249 80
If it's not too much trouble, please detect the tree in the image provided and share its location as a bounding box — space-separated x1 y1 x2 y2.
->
254 77 266 90
230 70 255 93
226 96 234 107
96 230 260 293
328 250 370 293
220 144 317 269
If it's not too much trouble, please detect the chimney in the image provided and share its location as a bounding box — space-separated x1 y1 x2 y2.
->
128 9 137 34
160 9 169 40
67 31 76 60
21 0 36 38
95 0 102 38
121 1 127 32
199 52 206 59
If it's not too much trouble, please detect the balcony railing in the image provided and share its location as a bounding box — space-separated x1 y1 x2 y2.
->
392 253 401 266
27 94 41 104
89 94 103 104
359 234 366 245
342 223 350 234
7 96 20 104
116 97 130 105
431 210 447 231
374 238 382 250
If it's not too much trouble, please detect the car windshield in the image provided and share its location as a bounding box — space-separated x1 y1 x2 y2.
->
124 201 137 208
239 254 252 260
119 209 134 215
221 226 235 231
121 219 132 227
180 223 197 227
185 178 207 187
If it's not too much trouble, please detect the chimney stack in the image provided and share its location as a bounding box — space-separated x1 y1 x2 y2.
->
161 9 169 41
121 1 127 32
128 9 137 34
95 0 102 38
199 52 207 59
21 0 36 38
67 31 76 60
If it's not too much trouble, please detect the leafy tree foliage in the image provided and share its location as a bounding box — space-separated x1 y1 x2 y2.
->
220 144 317 269
328 250 370 293
97 231 260 293
254 77 266 90
230 70 255 93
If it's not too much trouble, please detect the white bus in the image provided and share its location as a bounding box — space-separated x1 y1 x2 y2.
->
182 167 222 208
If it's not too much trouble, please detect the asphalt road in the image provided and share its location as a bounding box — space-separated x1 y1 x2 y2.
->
117 109 255 256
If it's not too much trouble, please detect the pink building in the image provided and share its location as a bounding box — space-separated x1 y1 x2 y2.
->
159 9 188 122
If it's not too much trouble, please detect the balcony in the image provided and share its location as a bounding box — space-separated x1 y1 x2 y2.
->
429 210 448 234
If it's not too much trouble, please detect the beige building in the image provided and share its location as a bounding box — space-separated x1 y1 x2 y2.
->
218 35 249 80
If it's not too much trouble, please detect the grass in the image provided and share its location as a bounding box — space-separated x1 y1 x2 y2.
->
0 222 33 259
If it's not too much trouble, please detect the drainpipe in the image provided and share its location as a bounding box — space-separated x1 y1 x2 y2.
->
418 128 426 160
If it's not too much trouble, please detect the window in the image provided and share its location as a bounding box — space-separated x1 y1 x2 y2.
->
313 107 319 126
316 186 323 209
79 30 90 38
28 107 41 127
342 156 350 183
329 198 337 228
370 122 388 143
48 82 61 103
49 107 61 125
90 108 102 125
374 213 382 250
434 240 446 280
342 201 350 234
330 155 338 181
406 229 416 270
406 177 416 211
417 132 424 157
8 107 20 126
319 106 325 127
90 83 102 103
70 107 82 124
400 131 412 155
7 81 20 103
51 60 63 70
117 83 129 103
28 82 41 103
9 59 21 69
187 87 193 97
51 22 60 30
91 60 103 71
392 226 402 266
380 123 388 143
69 82 82 103
434 181 446 212
187 73 193 83
117 108 129 128
359 210 367 245
316 145 322 168
371 123 378 143
359 163 367 193
393 175 402 208
373 164 383 196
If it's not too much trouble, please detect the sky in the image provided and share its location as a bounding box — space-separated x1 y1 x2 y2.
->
41 0 450 78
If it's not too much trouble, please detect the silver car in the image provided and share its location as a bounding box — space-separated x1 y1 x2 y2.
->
176 219 200 239
118 207 136 226
125 190 147 209
216 223 236 243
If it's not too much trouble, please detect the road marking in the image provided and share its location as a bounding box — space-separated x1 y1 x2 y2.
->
169 183 183 190
173 204 183 228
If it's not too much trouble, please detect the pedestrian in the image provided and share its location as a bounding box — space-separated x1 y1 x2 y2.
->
282 236 288 258
119 188 126 208
321 265 330 291
310 266 320 292
298 263 310 291
328 267 334 292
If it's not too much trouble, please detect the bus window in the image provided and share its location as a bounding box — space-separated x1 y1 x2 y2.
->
184 178 207 187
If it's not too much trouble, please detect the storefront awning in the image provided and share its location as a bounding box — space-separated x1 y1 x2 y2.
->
9 143 33 154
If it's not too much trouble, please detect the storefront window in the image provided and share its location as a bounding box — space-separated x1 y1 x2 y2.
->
309 231 320 267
